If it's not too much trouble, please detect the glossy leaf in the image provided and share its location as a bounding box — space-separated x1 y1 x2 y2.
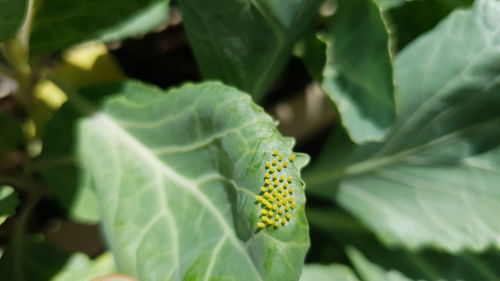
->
30 0 170 56
306 0 500 252
78 81 310 280
179 0 322 100
300 264 360 281
322 0 396 143
0 0 28 42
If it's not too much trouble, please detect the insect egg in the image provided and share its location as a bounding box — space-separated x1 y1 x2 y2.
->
257 150 298 229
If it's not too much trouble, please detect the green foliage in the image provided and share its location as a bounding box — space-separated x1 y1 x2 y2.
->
0 235 114 281
307 0 500 252
0 112 23 160
1 0 500 280
0 185 19 224
30 0 170 56
79 81 309 280
322 0 396 143
0 0 28 42
300 264 360 281
179 0 322 100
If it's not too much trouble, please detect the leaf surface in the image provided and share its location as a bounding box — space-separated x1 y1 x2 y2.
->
322 0 396 143
79 81 310 281
306 0 500 252
300 264 360 281
0 0 27 41
0 185 19 225
30 0 169 56
178 0 322 100
0 112 24 160
308 207 500 281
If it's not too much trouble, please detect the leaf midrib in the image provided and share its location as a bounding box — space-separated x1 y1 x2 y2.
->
95 113 264 281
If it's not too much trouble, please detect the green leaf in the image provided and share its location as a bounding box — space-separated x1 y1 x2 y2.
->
0 112 24 161
52 253 116 281
373 0 407 10
347 246 500 281
78 81 310 280
308 207 500 281
294 32 327 83
34 102 100 224
322 0 396 143
179 0 322 101
306 0 500 252
300 264 360 281
0 0 28 42
30 0 170 56
0 185 19 224
0 235 115 281
388 0 473 50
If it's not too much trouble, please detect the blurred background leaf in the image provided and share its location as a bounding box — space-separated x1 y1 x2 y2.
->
307 207 500 281
0 0 28 42
306 0 500 252
0 235 115 281
178 0 323 101
30 0 171 56
0 112 24 161
300 264 360 281
321 0 396 143
0 185 19 225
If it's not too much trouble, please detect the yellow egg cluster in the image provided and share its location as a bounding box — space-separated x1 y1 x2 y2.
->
256 150 297 229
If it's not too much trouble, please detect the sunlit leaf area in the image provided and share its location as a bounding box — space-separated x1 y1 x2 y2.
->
1 0 500 280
